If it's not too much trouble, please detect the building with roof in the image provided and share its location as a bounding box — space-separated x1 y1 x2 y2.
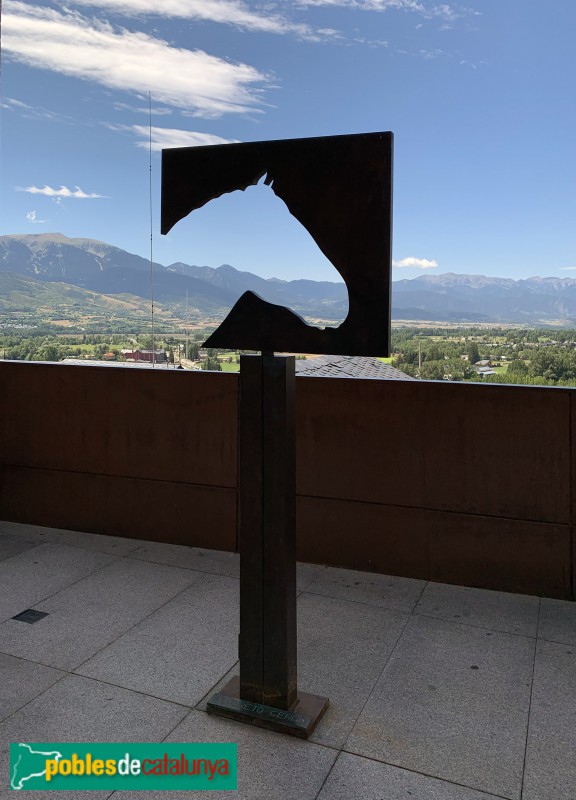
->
61 358 174 369
295 355 414 380
122 349 167 363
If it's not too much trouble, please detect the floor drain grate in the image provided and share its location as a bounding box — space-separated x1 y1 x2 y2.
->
12 609 49 624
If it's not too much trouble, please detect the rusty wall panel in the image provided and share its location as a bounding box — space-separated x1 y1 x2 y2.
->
571 391 576 528
0 464 236 550
1 363 574 597
0 363 238 487
570 392 576 599
296 377 572 524
296 496 572 599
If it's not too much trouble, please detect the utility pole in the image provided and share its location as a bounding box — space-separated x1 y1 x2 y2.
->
185 288 189 361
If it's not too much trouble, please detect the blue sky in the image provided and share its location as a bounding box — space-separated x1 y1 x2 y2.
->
1 0 574 282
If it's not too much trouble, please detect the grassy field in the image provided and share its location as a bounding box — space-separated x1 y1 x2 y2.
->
218 361 240 372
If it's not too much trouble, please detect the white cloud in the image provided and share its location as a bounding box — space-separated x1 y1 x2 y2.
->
63 0 312 36
126 125 239 151
113 101 173 116
3 2 269 117
419 48 450 59
560 266 576 271
17 185 108 199
297 0 423 7
0 95 74 123
294 0 479 23
26 210 47 224
0 97 29 110
393 257 438 268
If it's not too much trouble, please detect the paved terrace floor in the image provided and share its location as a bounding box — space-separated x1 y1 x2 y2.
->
0 520 575 800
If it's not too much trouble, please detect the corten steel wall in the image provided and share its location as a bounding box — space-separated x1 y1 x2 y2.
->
0 361 573 598
0 362 238 551
296 377 573 600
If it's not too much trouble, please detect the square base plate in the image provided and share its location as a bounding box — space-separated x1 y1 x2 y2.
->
206 676 329 738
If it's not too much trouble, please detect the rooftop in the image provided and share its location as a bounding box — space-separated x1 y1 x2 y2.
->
60 358 175 369
1 519 574 800
295 354 414 380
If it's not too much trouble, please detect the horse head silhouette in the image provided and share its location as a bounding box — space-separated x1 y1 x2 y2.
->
161 132 393 357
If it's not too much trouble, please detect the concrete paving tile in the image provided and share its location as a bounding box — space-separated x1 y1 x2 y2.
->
538 597 576 645
129 541 240 577
77 574 239 706
0 522 141 556
0 520 41 539
522 639 576 800
318 752 504 800
0 543 117 623
130 542 329 594
0 652 65 722
305 566 425 612
130 543 327 591
33 525 143 556
0 531 40 562
296 562 327 591
346 615 534 800
298 592 408 749
0 674 188 800
0 558 203 670
195 662 239 712
111 708 338 800
415 582 539 637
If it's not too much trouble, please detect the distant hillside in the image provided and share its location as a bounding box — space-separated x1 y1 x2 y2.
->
0 234 236 314
2 233 576 326
167 261 348 318
0 272 170 329
393 273 576 324
0 233 156 278
0 233 347 321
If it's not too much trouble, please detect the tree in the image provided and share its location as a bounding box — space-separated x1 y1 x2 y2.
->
444 359 474 381
419 361 446 381
34 343 61 362
396 362 417 378
202 356 222 371
93 344 108 358
466 342 480 364
425 345 444 362
507 359 528 376
393 348 418 367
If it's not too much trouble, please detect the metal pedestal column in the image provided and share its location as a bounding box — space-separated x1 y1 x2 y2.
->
207 354 328 738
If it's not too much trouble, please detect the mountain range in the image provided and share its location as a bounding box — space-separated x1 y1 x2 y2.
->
1 233 576 326
392 273 576 324
0 233 347 322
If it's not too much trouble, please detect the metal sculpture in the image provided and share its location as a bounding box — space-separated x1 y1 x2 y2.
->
161 132 393 738
161 132 393 356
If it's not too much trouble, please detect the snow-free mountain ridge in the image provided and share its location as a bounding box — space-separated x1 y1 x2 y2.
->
1 234 576 325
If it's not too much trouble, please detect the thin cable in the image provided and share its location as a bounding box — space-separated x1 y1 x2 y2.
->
149 91 155 367
0 0 5 236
